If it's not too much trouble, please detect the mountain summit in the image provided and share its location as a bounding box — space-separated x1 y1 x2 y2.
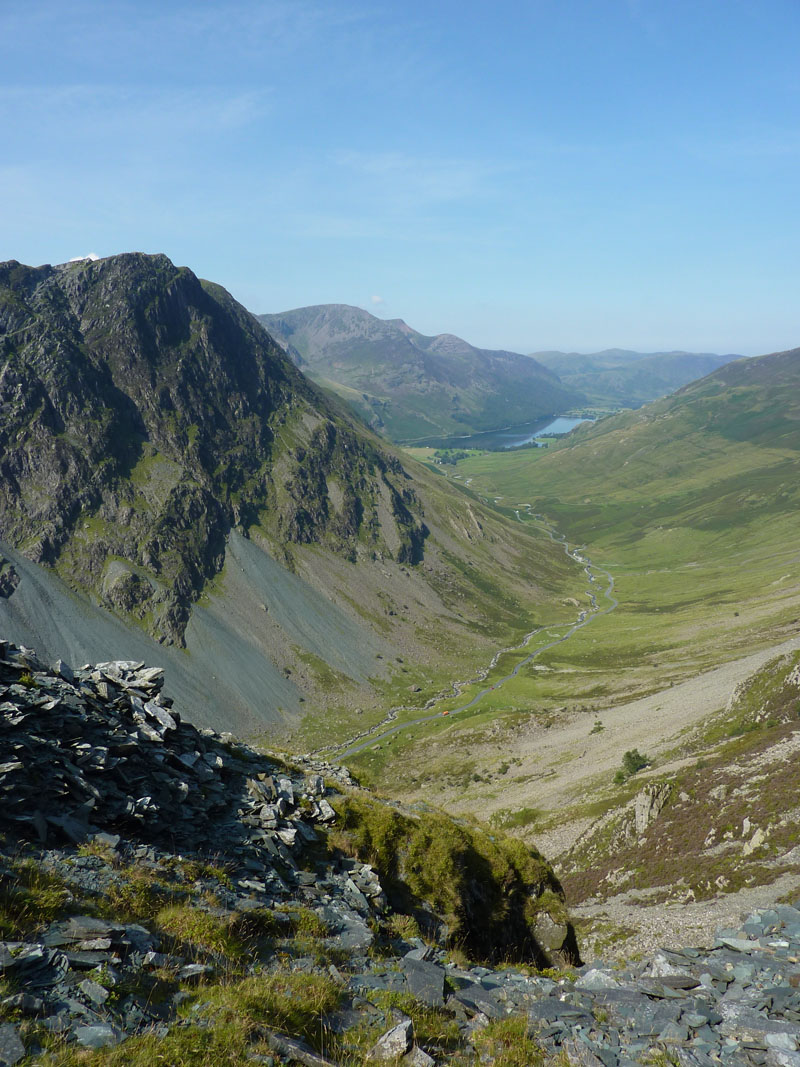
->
259 304 582 441
0 255 428 646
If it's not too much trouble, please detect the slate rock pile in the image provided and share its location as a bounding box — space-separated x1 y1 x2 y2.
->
0 639 345 859
345 909 800 1067
526 909 800 1067
4 639 800 1065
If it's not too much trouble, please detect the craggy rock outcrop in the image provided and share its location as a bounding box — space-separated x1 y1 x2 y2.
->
0 255 427 644
0 558 18 599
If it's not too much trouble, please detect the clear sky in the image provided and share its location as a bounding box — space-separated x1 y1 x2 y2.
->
2 1 798 355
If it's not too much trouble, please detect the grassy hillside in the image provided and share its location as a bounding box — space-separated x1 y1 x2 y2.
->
449 349 800 704
340 349 799 811
259 304 582 441
533 348 739 408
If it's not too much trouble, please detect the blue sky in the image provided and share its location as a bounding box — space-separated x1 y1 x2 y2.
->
2 0 798 354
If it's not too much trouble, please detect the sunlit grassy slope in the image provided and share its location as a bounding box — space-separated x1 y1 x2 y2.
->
349 349 800 795
455 348 800 692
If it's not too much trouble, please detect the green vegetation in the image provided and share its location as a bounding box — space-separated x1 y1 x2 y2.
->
446 352 800 724
258 303 581 443
490 806 542 830
433 448 473 465
561 651 800 907
472 1015 545 1067
0 857 73 938
368 990 461 1051
33 969 345 1067
613 749 651 784
329 790 574 964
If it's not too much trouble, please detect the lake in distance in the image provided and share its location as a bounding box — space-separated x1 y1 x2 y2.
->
415 415 592 451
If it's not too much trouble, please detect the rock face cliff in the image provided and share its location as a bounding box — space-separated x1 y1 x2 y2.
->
0 255 427 647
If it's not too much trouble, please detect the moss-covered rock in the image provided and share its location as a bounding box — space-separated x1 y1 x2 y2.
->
329 790 579 966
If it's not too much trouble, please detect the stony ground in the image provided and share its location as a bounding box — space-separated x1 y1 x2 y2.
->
5 639 800 1065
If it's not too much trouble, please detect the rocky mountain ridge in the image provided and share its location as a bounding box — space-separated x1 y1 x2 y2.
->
258 304 582 442
0 253 581 734
0 255 427 648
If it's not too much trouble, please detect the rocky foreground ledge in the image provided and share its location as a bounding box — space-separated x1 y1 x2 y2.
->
1 641 800 1066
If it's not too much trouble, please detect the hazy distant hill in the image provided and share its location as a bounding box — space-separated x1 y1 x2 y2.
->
532 348 740 408
258 304 583 442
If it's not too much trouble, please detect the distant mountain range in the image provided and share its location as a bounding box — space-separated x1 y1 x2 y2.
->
532 348 741 409
258 304 582 442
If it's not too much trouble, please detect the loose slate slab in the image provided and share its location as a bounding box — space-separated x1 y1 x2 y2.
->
73 1023 124 1049
0 1024 25 1067
367 1020 414 1062
400 957 446 1007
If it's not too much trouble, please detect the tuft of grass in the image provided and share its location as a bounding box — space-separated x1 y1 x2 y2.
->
0 858 73 937
275 905 329 941
101 867 172 923
472 1015 545 1067
156 905 245 959
33 1017 265 1067
35 966 345 1066
215 970 343 1049
489 807 542 831
155 904 283 962
384 912 422 942
369 990 461 1050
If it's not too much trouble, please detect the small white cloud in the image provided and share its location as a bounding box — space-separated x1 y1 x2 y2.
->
370 294 385 305
68 253 100 262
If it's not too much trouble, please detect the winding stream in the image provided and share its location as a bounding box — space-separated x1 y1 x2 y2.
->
328 509 618 760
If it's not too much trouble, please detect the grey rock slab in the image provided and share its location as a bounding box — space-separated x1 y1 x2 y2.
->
648 951 701 978
0 1024 25 1067
400 957 446 1007
73 1023 124 1049
1 993 45 1015
659 1020 691 1043
402 1047 435 1067
767 1035 800 1052
529 1001 582 1025
575 968 622 991
720 1004 800 1041
766 1051 800 1067
674 1051 718 1067
351 973 407 994
562 1038 606 1067
326 918 373 953
264 1030 336 1067
79 979 109 1005
178 963 214 982
452 986 506 1020
718 938 762 953
368 1019 414 1062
